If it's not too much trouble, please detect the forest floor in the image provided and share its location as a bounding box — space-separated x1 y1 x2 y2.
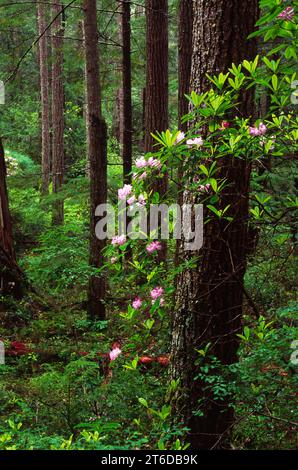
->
0 150 297 450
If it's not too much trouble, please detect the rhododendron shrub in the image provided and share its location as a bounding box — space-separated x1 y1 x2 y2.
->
104 35 297 370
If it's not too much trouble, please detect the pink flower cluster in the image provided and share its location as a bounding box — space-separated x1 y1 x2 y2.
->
175 131 185 144
127 194 146 206
112 234 126 246
135 156 162 170
146 241 162 254
186 137 204 147
109 347 122 361
249 122 267 137
221 121 230 129
118 184 132 200
131 285 165 310
198 183 211 193
132 297 142 309
278 7 294 21
150 286 164 304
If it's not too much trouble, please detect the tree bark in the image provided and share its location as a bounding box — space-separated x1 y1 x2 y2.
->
83 0 107 321
144 0 168 260
37 0 51 195
0 138 24 299
144 0 168 162
121 0 132 185
178 0 193 130
51 0 64 225
171 0 258 449
177 0 193 208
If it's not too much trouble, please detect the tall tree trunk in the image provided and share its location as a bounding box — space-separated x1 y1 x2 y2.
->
83 0 107 321
144 0 168 259
51 0 64 225
144 0 168 157
177 0 193 208
178 0 193 130
121 0 132 185
171 0 258 449
37 0 51 195
0 139 24 299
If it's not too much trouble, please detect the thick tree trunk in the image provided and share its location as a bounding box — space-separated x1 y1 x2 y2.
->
121 0 132 185
37 0 51 195
171 0 258 449
145 0 168 260
0 139 24 299
144 0 168 165
178 0 193 130
83 0 107 321
51 0 64 225
177 0 193 208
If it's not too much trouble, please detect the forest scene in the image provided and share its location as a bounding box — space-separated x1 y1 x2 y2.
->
0 0 297 455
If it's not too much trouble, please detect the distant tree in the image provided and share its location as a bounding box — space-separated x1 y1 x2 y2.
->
83 0 107 321
51 0 64 225
37 0 51 195
0 138 24 299
171 0 259 449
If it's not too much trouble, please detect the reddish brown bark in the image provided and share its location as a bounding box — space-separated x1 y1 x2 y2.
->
144 0 168 180
0 139 24 299
37 0 51 195
51 0 64 225
171 0 259 449
83 0 107 321
178 0 193 129
121 0 132 185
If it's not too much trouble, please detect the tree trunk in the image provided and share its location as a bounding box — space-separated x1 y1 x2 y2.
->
177 0 193 208
51 0 64 225
121 0 132 185
144 0 168 260
178 0 193 130
37 0 51 195
171 0 258 449
83 0 107 321
0 139 24 299
144 0 168 158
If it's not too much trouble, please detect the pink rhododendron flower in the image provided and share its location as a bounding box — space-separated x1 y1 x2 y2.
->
111 234 126 246
221 121 230 129
186 137 204 147
109 347 122 361
146 241 162 253
175 131 185 144
127 195 136 205
147 157 162 169
138 171 147 180
258 123 267 136
150 286 164 301
135 156 147 168
132 297 142 309
118 184 132 200
278 7 294 20
151 297 165 306
249 122 267 137
198 183 211 193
